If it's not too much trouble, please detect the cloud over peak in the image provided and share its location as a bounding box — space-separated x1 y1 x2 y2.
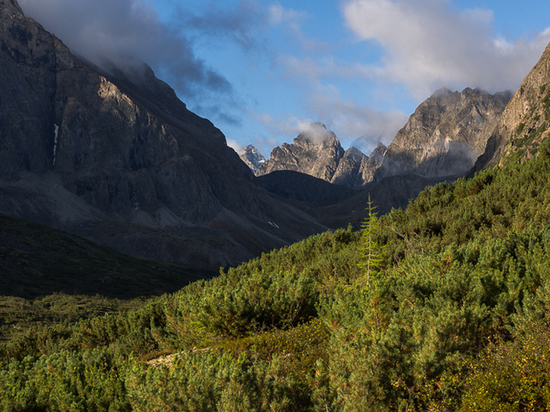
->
342 0 550 97
18 0 233 108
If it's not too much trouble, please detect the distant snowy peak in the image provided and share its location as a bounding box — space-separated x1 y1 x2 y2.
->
240 145 266 173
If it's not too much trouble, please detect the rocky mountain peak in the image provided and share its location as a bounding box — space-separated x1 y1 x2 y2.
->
240 145 266 174
473 42 550 170
253 87 510 190
256 124 345 182
374 87 512 181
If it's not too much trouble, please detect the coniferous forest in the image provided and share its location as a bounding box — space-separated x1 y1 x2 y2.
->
2 140 550 410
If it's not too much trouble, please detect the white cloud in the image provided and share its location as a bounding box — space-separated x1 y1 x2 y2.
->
277 55 372 79
295 121 335 142
304 90 409 152
226 138 244 154
268 2 330 52
268 2 306 25
342 0 550 98
254 89 408 154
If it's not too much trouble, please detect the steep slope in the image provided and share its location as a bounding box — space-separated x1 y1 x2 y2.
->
474 42 550 170
0 0 327 269
354 142 387 186
254 88 509 192
256 123 346 182
0 213 214 299
330 146 369 188
375 87 512 181
239 145 266 174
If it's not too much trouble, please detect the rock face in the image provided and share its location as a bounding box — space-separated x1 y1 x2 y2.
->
257 123 346 182
239 145 266 174
0 0 327 269
355 143 387 186
375 88 512 181
254 88 510 190
256 123 372 190
331 147 368 188
474 43 550 171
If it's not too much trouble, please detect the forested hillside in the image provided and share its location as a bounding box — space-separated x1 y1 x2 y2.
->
2 140 550 410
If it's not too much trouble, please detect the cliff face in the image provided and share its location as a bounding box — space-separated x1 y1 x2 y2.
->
256 124 346 182
239 145 266 174
0 0 246 221
376 88 512 181
330 147 368 188
253 89 510 190
255 124 371 190
474 43 550 171
0 0 327 269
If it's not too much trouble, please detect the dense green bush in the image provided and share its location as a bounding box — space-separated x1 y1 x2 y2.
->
0 349 130 411
3 150 550 410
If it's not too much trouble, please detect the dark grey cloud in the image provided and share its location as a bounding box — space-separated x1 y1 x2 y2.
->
18 0 238 121
181 0 266 51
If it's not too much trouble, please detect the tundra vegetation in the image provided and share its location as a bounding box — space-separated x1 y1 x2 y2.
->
2 140 550 410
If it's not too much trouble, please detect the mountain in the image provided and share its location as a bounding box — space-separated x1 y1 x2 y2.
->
376 87 512 181
255 123 375 190
239 145 266 174
0 212 215 300
256 123 346 182
248 88 510 226
0 0 327 269
254 88 510 192
473 42 550 171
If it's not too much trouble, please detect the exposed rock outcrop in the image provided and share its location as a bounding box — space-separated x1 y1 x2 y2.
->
257 123 345 182
473 43 550 171
255 123 372 190
331 147 368 188
0 0 327 269
239 145 266 174
355 143 387 186
375 88 512 181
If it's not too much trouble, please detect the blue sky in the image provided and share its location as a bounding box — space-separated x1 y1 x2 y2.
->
19 0 550 157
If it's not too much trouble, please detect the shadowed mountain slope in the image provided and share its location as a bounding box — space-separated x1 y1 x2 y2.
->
0 0 327 269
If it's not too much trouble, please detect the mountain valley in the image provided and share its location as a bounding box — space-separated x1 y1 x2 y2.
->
3 0 550 409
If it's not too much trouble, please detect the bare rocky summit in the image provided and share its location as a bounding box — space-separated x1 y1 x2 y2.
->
239 145 266 174
255 123 373 190
376 88 512 181
256 123 345 182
